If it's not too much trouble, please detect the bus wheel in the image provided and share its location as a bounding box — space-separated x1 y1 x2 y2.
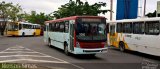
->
22 32 25 37
48 38 51 47
119 42 125 52
64 44 69 55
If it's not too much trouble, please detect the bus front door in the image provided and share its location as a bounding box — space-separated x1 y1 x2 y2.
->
69 20 74 51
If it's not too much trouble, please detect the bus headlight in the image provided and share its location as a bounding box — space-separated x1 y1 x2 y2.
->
76 42 80 48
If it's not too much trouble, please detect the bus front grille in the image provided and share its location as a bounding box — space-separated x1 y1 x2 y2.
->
83 50 101 52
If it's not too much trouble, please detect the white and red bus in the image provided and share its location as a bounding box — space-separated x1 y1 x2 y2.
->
44 16 108 55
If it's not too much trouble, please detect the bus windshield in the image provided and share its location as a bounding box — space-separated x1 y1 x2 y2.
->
76 22 107 42
8 23 19 31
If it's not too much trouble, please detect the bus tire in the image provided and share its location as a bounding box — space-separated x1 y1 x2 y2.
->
64 43 70 56
48 38 51 47
22 32 25 37
119 42 125 52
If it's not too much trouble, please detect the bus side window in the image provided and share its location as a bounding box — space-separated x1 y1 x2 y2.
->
23 24 27 29
60 22 65 32
30 25 32 29
35 25 37 29
26 24 28 29
123 22 132 33
37 26 40 29
49 23 52 31
55 23 60 32
33 25 36 29
31 25 33 29
19 24 22 30
65 21 69 33
110 25 115 36
44 25 46 31
51 23 55 31
27 25 29 29
49 23 54 31
116 23 122 33
145 21 159 35
133 22 144 34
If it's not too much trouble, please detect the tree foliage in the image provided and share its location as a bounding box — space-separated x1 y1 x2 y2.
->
0 1 22 22
53 0 110 19
0 1 22 35
146 10 157 17
25 11 53 25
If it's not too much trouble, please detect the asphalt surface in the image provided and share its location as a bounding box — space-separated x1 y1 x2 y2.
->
0 36 159 69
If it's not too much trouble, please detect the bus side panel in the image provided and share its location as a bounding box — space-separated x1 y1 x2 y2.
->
28 29 35 35
121 32 160 56
18 29 34 36
137 35 160 56
6 31 19 36
123 33 160 56
125 34 140 51
19 29 27 36
111 33 131 50
18 30 23 36
121 33 135 50
35 29 41 36
49 32 65 50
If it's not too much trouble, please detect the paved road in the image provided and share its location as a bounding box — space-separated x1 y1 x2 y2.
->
0 36 159 69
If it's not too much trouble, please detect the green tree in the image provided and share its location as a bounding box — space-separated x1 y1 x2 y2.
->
53 0 110 19
25 11 53 25
146 10 156 17
0 1 22 22
9 4 22 21
0 1 12 22
0 1 22 35
17 11 28 21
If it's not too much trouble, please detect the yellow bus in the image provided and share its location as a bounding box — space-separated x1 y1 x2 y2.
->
4 22 41 36
107 17 160 56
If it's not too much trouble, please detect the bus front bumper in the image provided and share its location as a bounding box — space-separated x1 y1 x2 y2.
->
72 47 108 54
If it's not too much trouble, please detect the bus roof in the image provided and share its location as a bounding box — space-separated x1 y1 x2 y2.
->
19 22 40 25
45 16 106 23
107 17 160 23
19 22 32 24
9 22 40 25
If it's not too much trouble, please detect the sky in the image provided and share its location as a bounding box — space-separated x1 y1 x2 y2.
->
0 0 159 20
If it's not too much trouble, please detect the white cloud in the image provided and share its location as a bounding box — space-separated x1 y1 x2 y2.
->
1 0 69 14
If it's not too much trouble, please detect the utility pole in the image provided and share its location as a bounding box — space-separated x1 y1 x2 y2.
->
110 0 113 20
156 1 160 17
143 0 146 16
